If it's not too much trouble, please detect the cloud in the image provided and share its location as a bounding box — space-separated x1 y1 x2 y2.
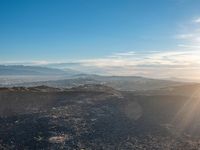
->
1 49 200 80
176 34 195 40
194 17 200 23
59 50 200 79
176 17 200 50
113 51 136 57
1 48 200 79
178 44 200 49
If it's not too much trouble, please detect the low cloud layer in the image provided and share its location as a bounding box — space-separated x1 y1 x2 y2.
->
2 49 199 80
77 50 200 79
176 17 200 50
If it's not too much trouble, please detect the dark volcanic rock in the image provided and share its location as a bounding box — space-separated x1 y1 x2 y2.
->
0 85 200 149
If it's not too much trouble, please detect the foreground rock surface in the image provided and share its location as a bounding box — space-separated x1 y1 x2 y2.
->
0 85 200 149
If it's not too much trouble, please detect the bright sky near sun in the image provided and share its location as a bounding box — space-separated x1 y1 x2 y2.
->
1 0 200 79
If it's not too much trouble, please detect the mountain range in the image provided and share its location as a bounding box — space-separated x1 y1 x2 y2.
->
0 65 79 76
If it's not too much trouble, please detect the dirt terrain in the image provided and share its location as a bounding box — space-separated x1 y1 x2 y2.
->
0 85 200 149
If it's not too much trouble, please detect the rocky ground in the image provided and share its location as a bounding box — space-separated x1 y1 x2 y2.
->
0 85 200 149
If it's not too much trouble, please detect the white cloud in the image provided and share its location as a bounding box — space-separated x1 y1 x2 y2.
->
1 49 200 80
30 61 51 65
67 50 200 79
176 17 200 50
176 34 194 39
178 44 200 49
194 17 200 23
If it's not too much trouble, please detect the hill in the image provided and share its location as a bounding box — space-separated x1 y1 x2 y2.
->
12 75 184 91
0 65 78 76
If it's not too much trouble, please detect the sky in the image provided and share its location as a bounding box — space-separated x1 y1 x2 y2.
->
1 0 200 79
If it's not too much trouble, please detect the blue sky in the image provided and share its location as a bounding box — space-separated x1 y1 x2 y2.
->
1 0 200 78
